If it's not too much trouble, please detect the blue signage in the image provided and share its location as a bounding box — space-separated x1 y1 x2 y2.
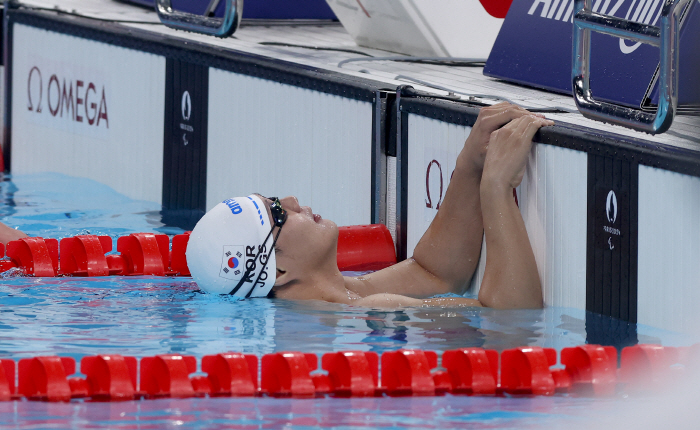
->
484 0 700 110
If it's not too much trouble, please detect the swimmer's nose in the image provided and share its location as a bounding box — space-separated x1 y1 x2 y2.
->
280 196 301 213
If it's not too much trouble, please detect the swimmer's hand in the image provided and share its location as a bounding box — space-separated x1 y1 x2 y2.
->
459 102 547 175
482 115 554 190
0 222 28 246
351 293 482 309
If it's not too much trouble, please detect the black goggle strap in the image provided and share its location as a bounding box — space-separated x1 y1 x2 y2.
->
227 226 281 296
245 227 282 298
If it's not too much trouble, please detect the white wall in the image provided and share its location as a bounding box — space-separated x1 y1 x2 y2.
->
405 114 484 294
638 165 700 332
11 24 165 203
386 155 398 246
519 143 588 309
406 114 587 307
207 69 374 227
406 115 472 257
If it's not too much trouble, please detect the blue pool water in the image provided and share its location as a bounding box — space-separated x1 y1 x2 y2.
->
0 173 698 429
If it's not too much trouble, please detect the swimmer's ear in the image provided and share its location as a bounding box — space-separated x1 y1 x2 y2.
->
275 267 291 286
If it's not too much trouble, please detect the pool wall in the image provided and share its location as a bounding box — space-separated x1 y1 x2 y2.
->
11 24 166 203
637 166 700 333
401 112 588 311
397 97 700 332
3 6 700 332
5 9 388 231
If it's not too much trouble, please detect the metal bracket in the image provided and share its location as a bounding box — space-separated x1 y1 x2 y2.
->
155 0 243 38
572 0 691 134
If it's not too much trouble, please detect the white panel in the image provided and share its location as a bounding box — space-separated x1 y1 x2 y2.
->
386 155 398 247
519 144 588 309
406 114 479 291
11 25 165 203
638 166 700 333
406 114 587 306
406 115 472 256
207 69 373 227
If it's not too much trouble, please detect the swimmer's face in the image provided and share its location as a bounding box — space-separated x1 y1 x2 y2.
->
257 195 338 289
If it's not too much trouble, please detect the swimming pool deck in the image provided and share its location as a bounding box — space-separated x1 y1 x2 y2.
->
14 0 700 149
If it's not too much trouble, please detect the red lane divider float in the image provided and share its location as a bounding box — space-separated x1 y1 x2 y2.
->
7 237 59 277
140 354 200 398
561 344 618 396
1 344 695 403
442 348 499 395
60 235 114 276
380 349 438 396
261 352 324 397
500 347 559 395
201 352 257 397
321 351 378 397
0 359 16 401
80 355 138 401
337 224 396 272
0 224 396 277
170 232 191 276
18 356 77 401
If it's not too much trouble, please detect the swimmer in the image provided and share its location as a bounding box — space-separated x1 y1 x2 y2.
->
188 103 553 309
0 221 28 246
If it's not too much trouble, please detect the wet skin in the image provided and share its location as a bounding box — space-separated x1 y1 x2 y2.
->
256 103 552 310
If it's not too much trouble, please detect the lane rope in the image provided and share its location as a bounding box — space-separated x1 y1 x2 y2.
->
0 224 397 278
1 344 696 401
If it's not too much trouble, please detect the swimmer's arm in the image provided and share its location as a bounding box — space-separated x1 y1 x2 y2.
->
0 221 27 246
347 253 460 299
477 116 549 309
347 107 540 299
352 293 482 309
478 186 541 308
347 105 547 303
411 104 542 296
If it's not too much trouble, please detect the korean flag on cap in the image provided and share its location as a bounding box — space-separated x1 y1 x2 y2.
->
220 246 244 280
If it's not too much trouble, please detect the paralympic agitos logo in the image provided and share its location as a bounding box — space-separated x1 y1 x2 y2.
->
27 66 109 128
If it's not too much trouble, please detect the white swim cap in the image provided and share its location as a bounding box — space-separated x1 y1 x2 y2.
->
186 195 277 298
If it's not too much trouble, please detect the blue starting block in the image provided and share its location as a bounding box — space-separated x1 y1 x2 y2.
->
484 0 700 113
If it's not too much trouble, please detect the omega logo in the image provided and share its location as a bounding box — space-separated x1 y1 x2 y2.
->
425 160 444 210
27 66 109 128
606 190 618 224
181 91 191 121
27 67 43 113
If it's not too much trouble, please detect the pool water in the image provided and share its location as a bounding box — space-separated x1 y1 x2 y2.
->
0 173 698 429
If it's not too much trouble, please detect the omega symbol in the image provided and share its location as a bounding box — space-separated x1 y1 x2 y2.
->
27 66 43 113
181 90 191 121
606 190 618 224
425 160 444 210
